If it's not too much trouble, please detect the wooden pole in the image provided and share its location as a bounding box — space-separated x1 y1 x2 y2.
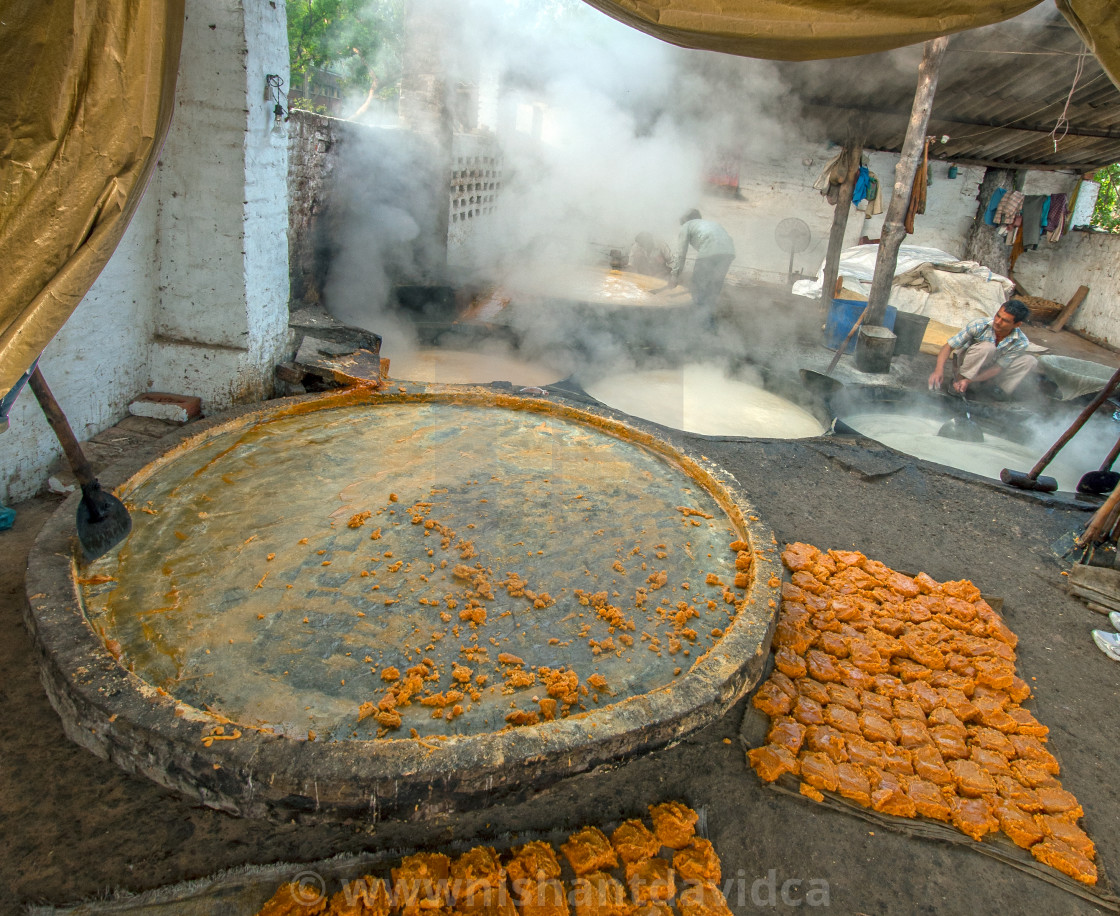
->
817 126 865 316
865 36 949 327
1083 482 1120 546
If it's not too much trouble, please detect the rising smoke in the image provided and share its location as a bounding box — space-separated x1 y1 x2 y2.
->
318 0 803 369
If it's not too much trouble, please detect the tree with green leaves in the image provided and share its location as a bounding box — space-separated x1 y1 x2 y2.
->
287 0 404 106
1091 163 1120 232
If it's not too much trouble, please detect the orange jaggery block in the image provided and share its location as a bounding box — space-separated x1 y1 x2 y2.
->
624 857 675 903
748 744 800 783
751 680 793 718
1037 814 1096 859
906 778 952 822
394 853 452 916
1031 839 1098 885
571 873 629 916
990 797 1045 849
673 837 721 884
515 879 569 916
561 827 618 876
799 752 839 793
835 763 872 807
257 883 328 916
767 718 807 756
610 819 661 864
949 796 998 842
648 801 699 849
506 842 562 886
677 883 734 916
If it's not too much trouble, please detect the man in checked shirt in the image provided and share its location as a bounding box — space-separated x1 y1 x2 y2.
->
927 299 1036 399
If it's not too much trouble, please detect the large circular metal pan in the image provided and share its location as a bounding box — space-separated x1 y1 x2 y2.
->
26 387 781 825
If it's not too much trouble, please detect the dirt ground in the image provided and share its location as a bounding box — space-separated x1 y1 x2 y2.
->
3 303 1119 915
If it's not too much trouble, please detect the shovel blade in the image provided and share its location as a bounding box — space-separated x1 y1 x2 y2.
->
937 417 984 443
76 481 132 563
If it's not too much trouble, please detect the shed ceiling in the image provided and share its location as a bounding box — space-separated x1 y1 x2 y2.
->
778 9 1120 172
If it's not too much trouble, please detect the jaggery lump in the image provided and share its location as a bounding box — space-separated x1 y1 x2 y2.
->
624 857 675 903
748 744 799 783
394 852 452 916
452 847 506 905
571 872 629 916
648 801 699 849
677 883 734 916
561 827 618 876
610 819 662 864
515 880 570 916
1031 839 1098 885
256 882 328 916
506 842 562 886
672 837 721 884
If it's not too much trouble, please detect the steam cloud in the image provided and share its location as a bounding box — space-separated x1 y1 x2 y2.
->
318 0 803 370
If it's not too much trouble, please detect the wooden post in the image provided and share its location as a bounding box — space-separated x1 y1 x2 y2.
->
1049 285 1089 332
817 127 865 316
864 36 949 327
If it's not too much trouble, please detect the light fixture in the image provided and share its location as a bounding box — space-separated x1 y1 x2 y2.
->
265 73 288 123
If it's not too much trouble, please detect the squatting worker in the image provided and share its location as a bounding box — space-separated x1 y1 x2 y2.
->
667 209 735 325
927 299 1036 398
627 232 673 278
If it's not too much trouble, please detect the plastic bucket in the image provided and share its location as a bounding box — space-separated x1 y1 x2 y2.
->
824 299 897 353
855 325 897 373
892 311 930 356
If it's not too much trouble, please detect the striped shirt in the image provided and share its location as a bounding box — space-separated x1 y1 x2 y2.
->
948 317 1029 367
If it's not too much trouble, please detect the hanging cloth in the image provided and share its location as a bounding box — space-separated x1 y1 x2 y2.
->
1020 195 1047 248
994 190 1024 225
1047 192 1069 241
852 166 871 205
984 187 1007 225
904 139 930 234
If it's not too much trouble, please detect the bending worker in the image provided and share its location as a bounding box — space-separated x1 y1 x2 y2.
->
667 209 735 325
927 299 1036 398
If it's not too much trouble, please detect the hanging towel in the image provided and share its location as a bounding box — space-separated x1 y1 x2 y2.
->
1046 192 1068 240
852 166 871 205
994 189 1024 225
984 187 1006 225
1040 196 1051 233
905 140 930 234
1021 195 1046 249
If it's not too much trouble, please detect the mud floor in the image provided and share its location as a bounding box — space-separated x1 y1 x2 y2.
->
3 399 1118 915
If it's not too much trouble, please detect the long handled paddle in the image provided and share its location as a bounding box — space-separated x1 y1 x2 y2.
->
27 368 132 562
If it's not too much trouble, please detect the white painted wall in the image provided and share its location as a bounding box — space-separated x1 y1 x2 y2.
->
700 145 986 288
149 0 291 407
1016 229 1120 347
0 195 159 503
1 0 291 504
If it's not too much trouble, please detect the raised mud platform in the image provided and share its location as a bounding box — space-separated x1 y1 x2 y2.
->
26 388 781 825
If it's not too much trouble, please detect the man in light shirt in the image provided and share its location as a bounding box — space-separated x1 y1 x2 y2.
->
667 209 735 327
927 299 1036 399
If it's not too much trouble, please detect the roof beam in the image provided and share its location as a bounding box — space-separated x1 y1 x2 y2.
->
800 100 1120 141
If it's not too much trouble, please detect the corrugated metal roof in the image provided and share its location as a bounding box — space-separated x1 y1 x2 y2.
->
777 10 1120 172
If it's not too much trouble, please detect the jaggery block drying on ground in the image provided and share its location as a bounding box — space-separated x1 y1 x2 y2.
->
256 803 721 916
571 872 630 916
747 542 1098 886
506 841 564 886
561 826 619 876
676 883 734 916
647 801 698 849
610 819 662 863
394 852 453 916
330 876 392 916
452 846 507 907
